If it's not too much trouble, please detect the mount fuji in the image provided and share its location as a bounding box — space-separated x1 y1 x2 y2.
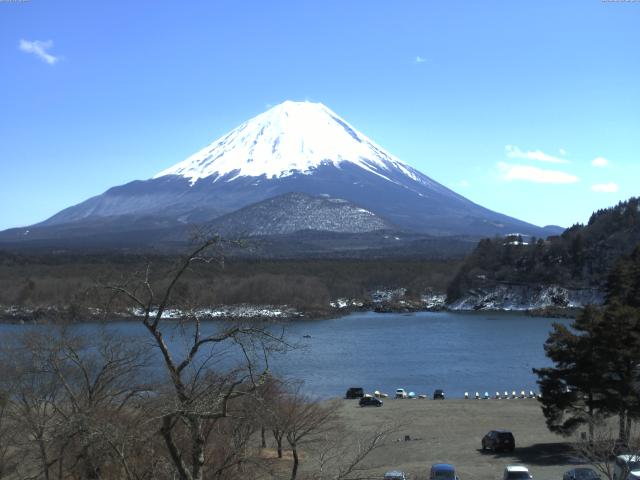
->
0 101 561 252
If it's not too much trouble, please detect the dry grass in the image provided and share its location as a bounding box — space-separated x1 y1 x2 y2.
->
306 398 587 480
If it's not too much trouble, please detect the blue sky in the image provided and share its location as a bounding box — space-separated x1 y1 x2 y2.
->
1 0 638 230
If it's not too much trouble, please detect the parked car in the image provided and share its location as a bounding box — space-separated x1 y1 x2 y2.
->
359 396 383 407
395 388 408 399
481 429 515 452
503 465 532 480
345 387 364 399
433 389 445 400
613 455 640 480
563 468 601 480
429 463 458 480
384 471 407 480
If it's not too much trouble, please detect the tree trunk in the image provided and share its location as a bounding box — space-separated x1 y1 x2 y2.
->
82 446 101 479
161 416 192 480
619 410 628 443
37 436 50 480
588 400 594 442
190 417 206 480
290 445 299 480
273 430 283 458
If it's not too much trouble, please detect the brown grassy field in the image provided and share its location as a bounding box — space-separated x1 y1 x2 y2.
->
318 398 585 480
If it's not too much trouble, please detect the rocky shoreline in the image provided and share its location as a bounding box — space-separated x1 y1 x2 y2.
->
0 283 598 323
447 283 604 313
0 304 309 324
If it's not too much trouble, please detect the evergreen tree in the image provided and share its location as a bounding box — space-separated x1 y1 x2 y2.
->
535 246 640 441
592 303 640 443
534 306 607 438
606 246 640 308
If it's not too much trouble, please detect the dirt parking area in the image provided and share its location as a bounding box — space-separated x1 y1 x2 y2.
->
333 398 587 480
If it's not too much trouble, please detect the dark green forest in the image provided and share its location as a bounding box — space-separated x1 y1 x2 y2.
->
0 252 460 318
447 197 640 302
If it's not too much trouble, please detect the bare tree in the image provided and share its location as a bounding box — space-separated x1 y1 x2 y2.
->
267 385 337 480
0 391 16 478
574 420 640 480
310 424 399 480
103 237 288 480
1 334 63 480
255 376 285 454
0 328 159 480
203 398 261 479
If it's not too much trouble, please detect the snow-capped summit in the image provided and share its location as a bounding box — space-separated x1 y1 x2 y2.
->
154 100 421 185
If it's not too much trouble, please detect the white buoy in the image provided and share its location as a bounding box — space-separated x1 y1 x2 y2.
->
520 390 526 399
464 392 469 399
504 390 509 399
475 391 480 400
529 390 535 398
495 391 501 399
484 391 489 399
512 390 517 399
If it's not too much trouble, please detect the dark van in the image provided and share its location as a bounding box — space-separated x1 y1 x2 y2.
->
433 389 445 400
345 387 364 399
482 429 516 452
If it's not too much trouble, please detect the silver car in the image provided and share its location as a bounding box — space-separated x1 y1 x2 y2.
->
384 471 407 480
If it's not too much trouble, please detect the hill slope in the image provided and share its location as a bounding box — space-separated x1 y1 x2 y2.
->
207 192 392 236
447 197 640 309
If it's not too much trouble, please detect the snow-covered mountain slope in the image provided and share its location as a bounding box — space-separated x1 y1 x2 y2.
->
154 100 425 186
0 100 563 249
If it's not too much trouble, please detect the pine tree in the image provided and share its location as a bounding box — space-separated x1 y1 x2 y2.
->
535 246 640 441
534 306 607 438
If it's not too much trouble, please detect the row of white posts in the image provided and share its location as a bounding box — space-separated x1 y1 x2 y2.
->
464 390 540 399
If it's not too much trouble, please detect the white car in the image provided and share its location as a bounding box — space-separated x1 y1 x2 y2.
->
384 471 408 480
503 465 533 480
395 388 408 399
614 455 640 480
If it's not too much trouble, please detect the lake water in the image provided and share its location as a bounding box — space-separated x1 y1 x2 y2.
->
0 311 568 398
270 311 568 398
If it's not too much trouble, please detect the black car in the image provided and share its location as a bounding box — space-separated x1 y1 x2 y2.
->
481 429 515 452
433 389 445 400
563 468 601 480
345 387 364 399
359 396 383 407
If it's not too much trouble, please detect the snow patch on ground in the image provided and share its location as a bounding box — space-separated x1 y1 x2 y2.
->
421 293 447 309
370 288 407 303
329 298 365 309
130 304 302 319
448 284 604 311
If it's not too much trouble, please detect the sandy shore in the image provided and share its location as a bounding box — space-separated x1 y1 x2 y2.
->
332 398 585 480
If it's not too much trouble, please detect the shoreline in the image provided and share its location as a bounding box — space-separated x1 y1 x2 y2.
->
0 301 581 324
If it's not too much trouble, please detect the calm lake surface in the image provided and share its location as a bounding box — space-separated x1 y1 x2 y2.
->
0 311 569 398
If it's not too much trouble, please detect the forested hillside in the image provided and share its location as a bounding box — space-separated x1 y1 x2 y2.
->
447 197 640 303
0 252 460 319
